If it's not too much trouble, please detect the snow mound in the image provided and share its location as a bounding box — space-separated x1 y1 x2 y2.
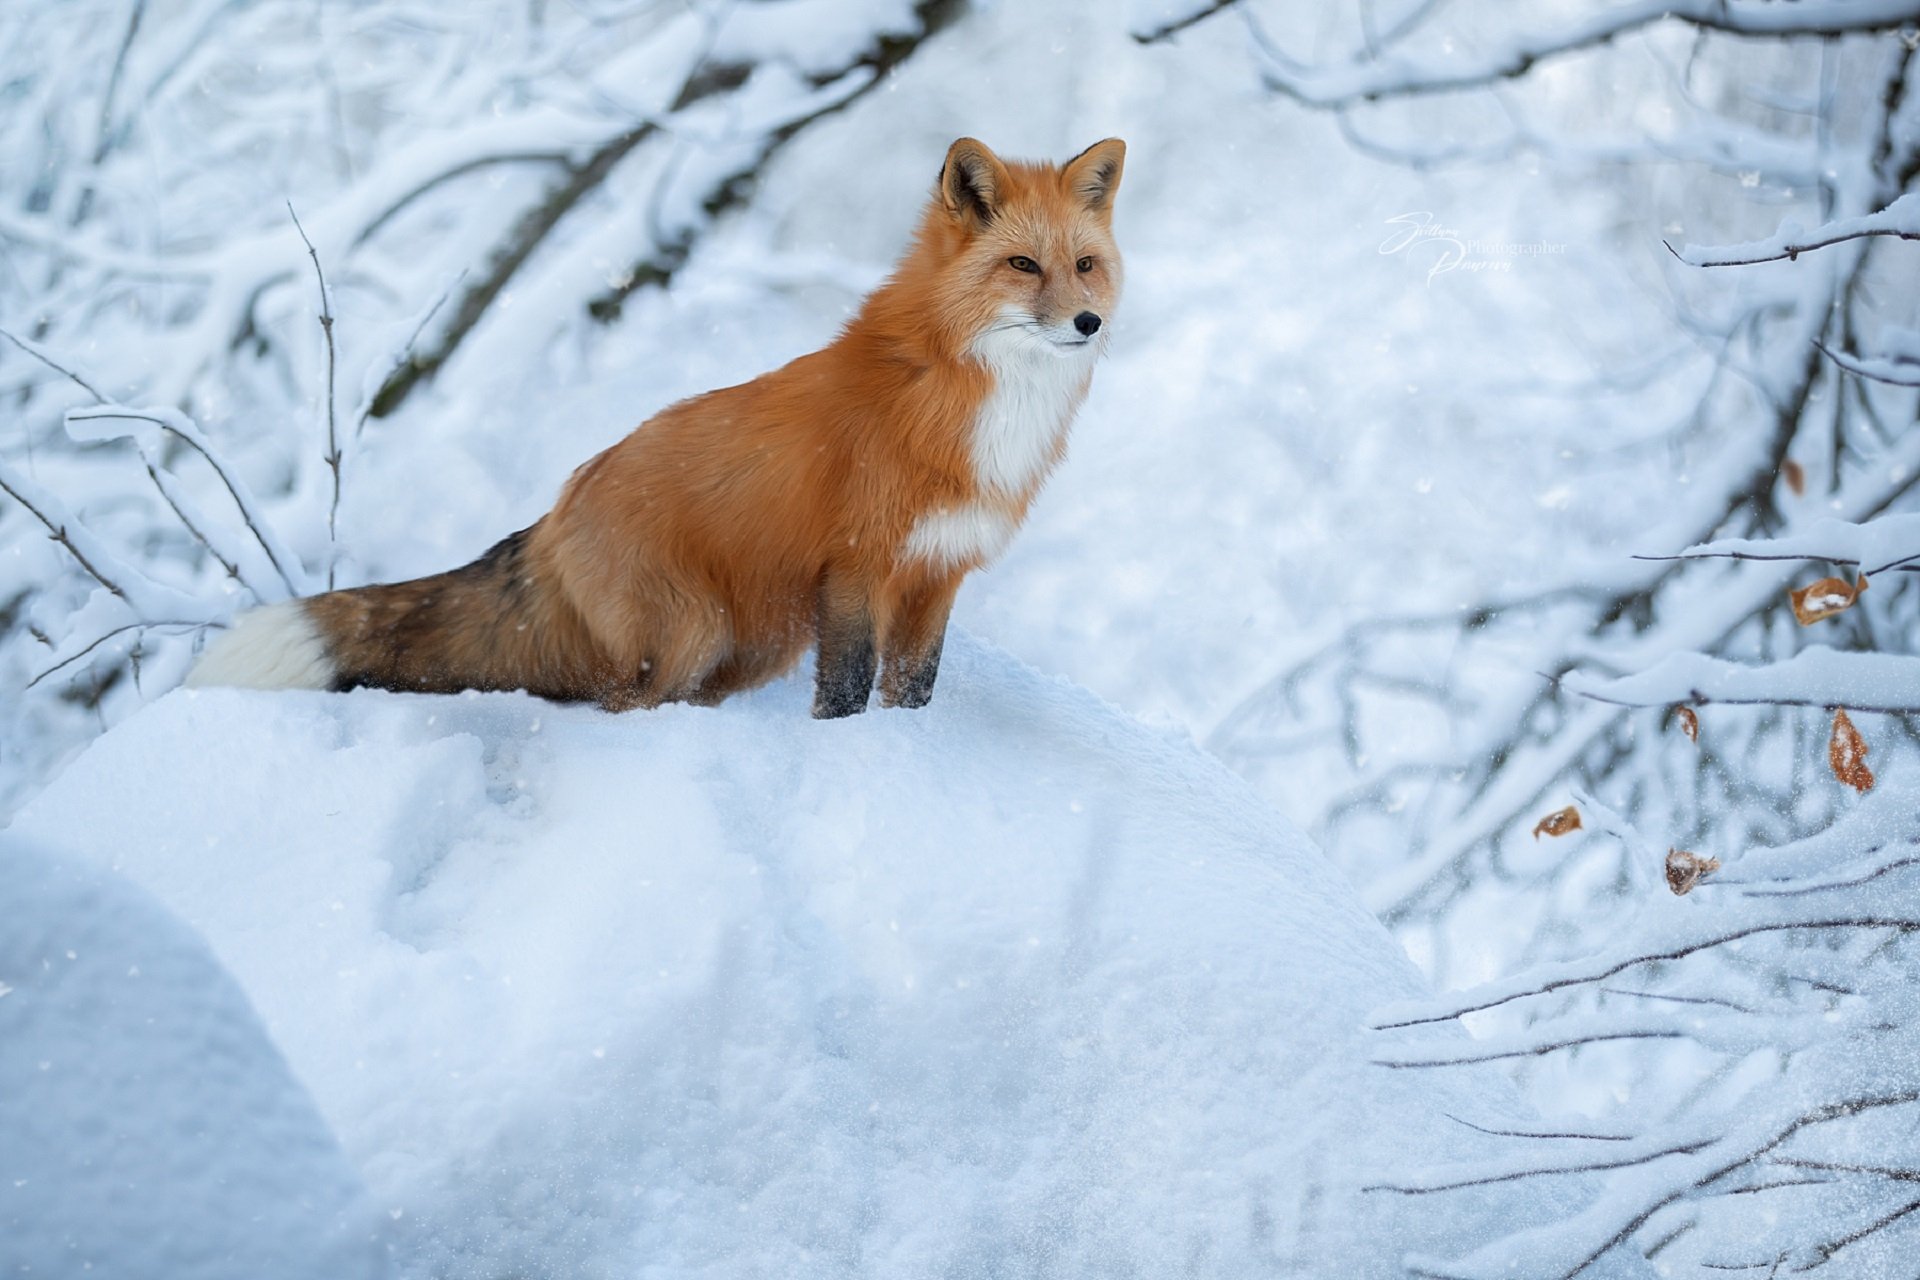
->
0 840 379 1280
11 632 1640 1278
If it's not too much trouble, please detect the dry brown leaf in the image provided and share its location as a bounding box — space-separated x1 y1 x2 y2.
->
1665 848 1721 896
1789 575 1867 625
1672 706 1699 743
1829 708 1875 792
1531 805 1583 840
1782 459 1805 496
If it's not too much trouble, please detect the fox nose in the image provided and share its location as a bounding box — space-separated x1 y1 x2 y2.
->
1073 311 1102 337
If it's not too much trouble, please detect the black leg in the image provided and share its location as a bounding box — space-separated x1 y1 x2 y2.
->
813 571 876 719
888 631 943 709
879 576 959 710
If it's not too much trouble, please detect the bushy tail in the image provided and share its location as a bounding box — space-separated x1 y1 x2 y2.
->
185 527 592 698
185 599 336 690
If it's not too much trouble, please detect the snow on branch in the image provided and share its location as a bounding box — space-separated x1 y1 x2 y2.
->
65 407 306 600
1667 193 1920 268
1816 340 1920 387
1633 514 1920 576
1373 1004 1841 1068
1130 0 1240 45
0 325 108 401
1371 900 1920 1030
1255 1 1919 107
1397 1083 1920 1280
0 456 219 623
1561 648 1920 715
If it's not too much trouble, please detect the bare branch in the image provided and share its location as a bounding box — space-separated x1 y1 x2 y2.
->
1798 1195 1920 1269
67 409 302 598
1740 855 1920 899
1441 1114 1633 1142
355 272 464 441
0 470 129 601
1365 1136 1718 1195
142 462 239 582
287 202 341 589
1131 0 1239 45
1816 339 1920 387
353 152 573 248
1377 1027 1687 1068
1773 1157 1920 1184
0 325 108 403
27 620 219 690
1599 987 1754 1014
1375 915 1920 1029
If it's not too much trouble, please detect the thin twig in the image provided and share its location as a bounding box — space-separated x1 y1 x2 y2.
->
142 462 240 581
287 202 340 589
355 271 464 441
1363 1137 1718 1194
1442 1113 1634 1142
1665 224 1920 269
26 620 219 689
1629 548 1920 575
1564 681 1920 716
1798 1195 1920 1268
1377 1028 1688 1068
0 471 128 600
1131 0 1239 44
1376 917 1920 1029
0 325 107 402
67 408 301 596
1814 339 1920 387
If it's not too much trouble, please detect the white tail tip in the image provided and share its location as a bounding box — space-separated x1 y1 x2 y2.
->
186 601 335 691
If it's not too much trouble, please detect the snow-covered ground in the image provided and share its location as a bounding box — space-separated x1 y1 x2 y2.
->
9 634 1643 1278
1 839 378 1279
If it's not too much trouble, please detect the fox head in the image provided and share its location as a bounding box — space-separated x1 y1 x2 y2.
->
905 137 1126 362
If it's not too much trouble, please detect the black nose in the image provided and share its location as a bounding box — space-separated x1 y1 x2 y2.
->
1073 311 1102 337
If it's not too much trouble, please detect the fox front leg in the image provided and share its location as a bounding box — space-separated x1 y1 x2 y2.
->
879 575 961 710
813 568 877 719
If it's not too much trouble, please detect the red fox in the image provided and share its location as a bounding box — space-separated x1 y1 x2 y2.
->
188 136 1125 718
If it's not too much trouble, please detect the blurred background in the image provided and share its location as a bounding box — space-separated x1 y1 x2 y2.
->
5 2 1919 1271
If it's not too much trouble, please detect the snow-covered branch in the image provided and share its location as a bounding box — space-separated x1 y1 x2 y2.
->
1255 1 1918 107
0 456 221 623
1563 648 1920 715
1374 908 1920 1030
1668 193 1920 268
1817 339 1920 388
1633 514 1920 576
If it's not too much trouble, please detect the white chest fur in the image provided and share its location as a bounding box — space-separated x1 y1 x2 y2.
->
965 323 1095 497
900 504 1018 568
896 322 1097 572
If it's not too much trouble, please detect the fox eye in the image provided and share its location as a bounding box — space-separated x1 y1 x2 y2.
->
1007 256 1039 273
1076 256 1094 273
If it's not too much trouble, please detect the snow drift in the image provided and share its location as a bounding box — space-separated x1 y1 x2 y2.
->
10 632 1642 1278
0 840 378 1279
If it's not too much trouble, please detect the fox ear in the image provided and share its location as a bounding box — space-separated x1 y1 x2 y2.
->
1063 138 1126 214
939 137 1008 228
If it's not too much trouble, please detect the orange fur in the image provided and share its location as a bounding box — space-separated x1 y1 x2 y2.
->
211 136 1126 717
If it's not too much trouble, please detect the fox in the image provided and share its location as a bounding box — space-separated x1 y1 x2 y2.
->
187 135 1126 719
